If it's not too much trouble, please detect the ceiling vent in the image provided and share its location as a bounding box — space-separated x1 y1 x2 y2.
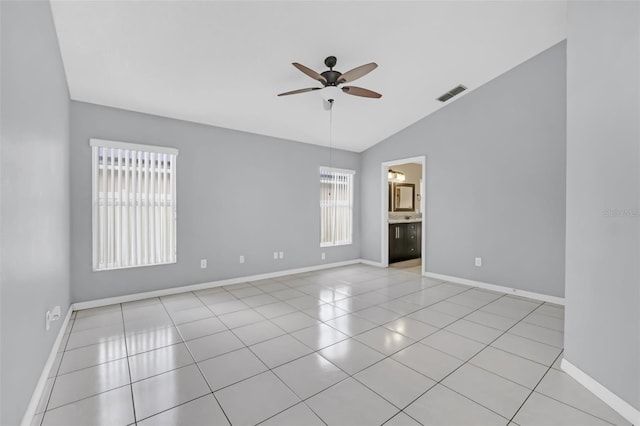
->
437 84 467 102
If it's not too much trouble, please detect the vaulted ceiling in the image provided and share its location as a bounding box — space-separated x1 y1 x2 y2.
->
50 1 567 152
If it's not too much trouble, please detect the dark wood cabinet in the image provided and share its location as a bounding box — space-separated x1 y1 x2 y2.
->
389 222 421 263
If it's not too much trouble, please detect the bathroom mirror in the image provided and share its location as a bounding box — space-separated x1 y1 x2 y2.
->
394 183 415 211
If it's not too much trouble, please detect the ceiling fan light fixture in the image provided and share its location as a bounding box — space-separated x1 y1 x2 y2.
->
321 86 341 102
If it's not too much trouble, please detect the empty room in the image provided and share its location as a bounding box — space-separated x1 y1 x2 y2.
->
1 1 639 425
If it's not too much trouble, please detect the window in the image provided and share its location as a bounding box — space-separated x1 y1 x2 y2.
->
320 167 355 247
91 139 178 271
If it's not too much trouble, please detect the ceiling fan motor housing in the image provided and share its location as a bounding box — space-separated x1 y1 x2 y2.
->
321 70 343 86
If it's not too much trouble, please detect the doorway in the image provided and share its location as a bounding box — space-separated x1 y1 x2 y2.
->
380 156 426 275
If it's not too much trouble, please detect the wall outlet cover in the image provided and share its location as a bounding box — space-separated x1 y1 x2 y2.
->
321 252 326 260
273 252 278 260
200 259 207 269
475 257 482 267
239 255 245 264
279 251 284 259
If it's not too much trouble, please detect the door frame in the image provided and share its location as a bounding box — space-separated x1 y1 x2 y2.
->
380 156 426 274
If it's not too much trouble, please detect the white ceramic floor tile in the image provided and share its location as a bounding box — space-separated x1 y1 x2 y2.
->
232 320 285 345
392 343 463 381
270 288 307 301
42 385 134 426
198 347 268 391
214 371 300 425
421 330 486 361
513 392 611 426
534 368 631 425
218 309 265 329
126 326 183 355
128 343 194 382
408 308 459 328
491 333 562 366
303 304 349 321
185 330 244 362
429 301 476 318
354 358 435 409
384 317 439 341
378 299 422 315
72 311 124 332
354 306 400 325
383 411 422 425
522 312 564 331
285 295 325 310
175 316 227 342
208 300 249 316
354 327 414 355
324 314 378 337
66 324 125 350
405 384 508 426
509 322 564 348
250 334 313 368
241 293 279 308
137 394 229 426
260 402 325 426
469 346 548 389
75 304 122 319
58 338 127 375
442 363 530 419
132 364 210 421
306 378 398 426
273 353 348 399
480 299 539 320
319 338 386 375
270 311 320 333
465 310 519 331
291 323 349 351
167 306 213 325
254 301 298 319
534 303 565 319
48 358 131 409
444 319 503 344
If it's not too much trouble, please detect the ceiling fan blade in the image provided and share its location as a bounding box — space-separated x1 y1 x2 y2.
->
338 62 377 83
341 86 382 98
292 63 327 84
277 87 322 96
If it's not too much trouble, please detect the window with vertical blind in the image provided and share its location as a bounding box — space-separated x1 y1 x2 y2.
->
320 166 355 247
91 139 178 271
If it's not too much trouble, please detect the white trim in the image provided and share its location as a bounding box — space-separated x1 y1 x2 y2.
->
381 156 426 275
21 307 73 426
561 359 640 425
90 138 178 156
359 259 385 268
423 271 565 305
73 259 362 310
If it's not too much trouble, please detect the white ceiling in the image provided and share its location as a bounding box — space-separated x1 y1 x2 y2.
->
50 1 567 152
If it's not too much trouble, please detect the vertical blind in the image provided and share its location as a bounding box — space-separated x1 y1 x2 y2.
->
320 167 355 247
91 139 178 271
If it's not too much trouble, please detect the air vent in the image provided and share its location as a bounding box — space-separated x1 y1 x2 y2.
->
437 84 467 102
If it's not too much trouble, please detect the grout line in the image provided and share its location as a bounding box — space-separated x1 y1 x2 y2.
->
119 303 139 423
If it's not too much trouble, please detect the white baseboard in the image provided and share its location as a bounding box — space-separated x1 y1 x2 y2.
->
73 259 363 310
561 358 640 425
359 259 385 268
21 307 73 426
423 271 565 305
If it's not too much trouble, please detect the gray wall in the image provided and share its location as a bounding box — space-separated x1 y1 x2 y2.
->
70 101 360 302
564 1 640 411
0 1 71 425
361 42 567 298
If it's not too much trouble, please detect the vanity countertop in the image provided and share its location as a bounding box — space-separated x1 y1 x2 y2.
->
388 218 422 224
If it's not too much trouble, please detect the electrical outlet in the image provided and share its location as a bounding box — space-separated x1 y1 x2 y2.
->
321 252 326 260
200 259 207 269
273 251 278 260
239 255 245 264
279 251 284 259
475 257 482 267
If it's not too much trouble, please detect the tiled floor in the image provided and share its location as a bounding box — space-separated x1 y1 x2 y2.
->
34 264 630 426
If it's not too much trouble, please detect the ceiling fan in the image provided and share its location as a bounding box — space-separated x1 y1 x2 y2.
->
278 56 382 99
